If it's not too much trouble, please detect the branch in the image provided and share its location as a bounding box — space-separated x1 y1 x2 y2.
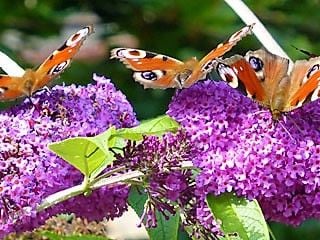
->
224 0 293 66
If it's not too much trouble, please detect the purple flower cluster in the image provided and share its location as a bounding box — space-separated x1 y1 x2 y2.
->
117 131 215 237
0 74 138 238
167 80 320 227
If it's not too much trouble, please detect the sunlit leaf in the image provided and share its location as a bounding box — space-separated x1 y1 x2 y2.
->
114 115 179 141
207 193 269 240
48 127 116 177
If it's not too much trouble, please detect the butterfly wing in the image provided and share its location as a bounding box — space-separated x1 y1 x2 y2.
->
183 24 254 87
110 48 184 88
0 75 25 101
286 57 320 110
34 25 94 89
216 56 266 102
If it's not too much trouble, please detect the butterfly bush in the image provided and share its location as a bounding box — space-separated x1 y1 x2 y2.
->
117 131 218 238
167 80 320 228
0 74 138 238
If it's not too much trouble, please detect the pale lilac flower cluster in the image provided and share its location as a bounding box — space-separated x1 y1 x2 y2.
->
167 80 320 228
0 74 138 238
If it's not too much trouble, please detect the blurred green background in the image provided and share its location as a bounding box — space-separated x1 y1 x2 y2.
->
0 0 319 239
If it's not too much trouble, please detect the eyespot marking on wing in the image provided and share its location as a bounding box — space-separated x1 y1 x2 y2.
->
247 56 265 81
48 60 70 75
133 70 165 82
248 56 264 72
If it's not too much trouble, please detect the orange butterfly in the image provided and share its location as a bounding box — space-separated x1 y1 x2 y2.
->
0 25 94 101
216 48 320 120
110 24 254 89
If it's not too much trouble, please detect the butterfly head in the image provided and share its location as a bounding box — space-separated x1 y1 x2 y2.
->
271 109 283 121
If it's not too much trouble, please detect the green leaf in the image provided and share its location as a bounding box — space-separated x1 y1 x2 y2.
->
40 231 110 240
206 193 270 240
114 115 179 141
128 186 180 240
48 127 116 177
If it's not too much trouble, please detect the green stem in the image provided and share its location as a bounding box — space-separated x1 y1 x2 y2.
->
224 0 293 64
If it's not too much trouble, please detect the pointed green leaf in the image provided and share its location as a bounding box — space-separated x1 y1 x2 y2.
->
48 127 116 177
206 193 269 240
114 115 179 141
128 187 180 240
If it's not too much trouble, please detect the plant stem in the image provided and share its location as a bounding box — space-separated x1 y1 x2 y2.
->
224 0 293 66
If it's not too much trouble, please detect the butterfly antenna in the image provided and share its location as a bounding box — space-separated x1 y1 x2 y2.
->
276 118 296 143
291 45 317 58
285 114 305 135
249 110 268 117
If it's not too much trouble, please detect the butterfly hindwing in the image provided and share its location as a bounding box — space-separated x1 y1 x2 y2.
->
288 57 320 108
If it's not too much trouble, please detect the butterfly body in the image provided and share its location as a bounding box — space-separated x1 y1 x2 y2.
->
0 25 93 101
111 24 254 89
216 48 320 120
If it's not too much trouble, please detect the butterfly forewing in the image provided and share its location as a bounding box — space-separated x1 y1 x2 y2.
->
35 25 94 89
199 24 254 70
110 48 184 71
177 24 255 88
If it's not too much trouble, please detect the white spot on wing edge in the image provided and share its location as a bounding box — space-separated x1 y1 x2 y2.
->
0 87 6 95
0 51 25 77
228 24 254 42
311 80 320 101
65 26 93 47
110 48 147 59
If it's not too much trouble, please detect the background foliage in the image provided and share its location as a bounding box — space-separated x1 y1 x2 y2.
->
0 0 319 239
